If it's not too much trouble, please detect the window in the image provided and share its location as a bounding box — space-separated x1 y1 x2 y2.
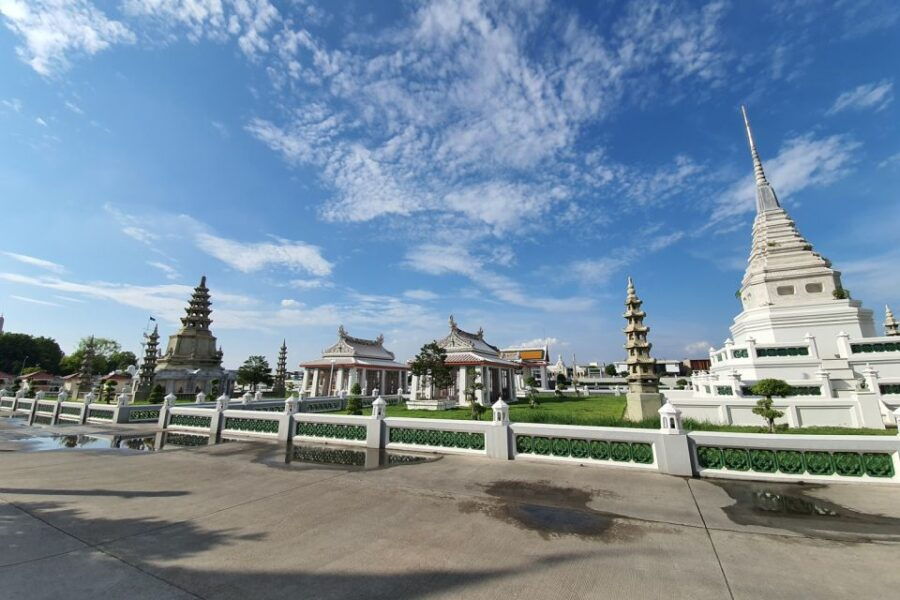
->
805 282 823 293
776 285 795 296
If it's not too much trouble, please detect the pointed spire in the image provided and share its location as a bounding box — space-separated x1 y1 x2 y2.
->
623 277 658 395
741 105 780 213
885 305 900 337
180 275 213 330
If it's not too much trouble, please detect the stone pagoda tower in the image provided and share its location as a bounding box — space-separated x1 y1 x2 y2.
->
154 276 233 396
886 305 899 337
77 336 96 398
273 339 288 396
623 277 662 421
135 324 160 398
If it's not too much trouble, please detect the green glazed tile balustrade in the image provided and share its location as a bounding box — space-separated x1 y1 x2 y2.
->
129 409 160 421
1 399 14 408
880 384 900 395
169 414 212 428
697 446 895 478
165 433 208 446
296 421 367 441
388 427 485 450
59 405 82 416
755 346 809 357
731 348 749 358
515 435 654 464
851 342 900 353
17 401 32 410
224 417 279 434
33 415 53 425
293 445 365 466
715 386 733 396
88 408 113 420
305 401 341 412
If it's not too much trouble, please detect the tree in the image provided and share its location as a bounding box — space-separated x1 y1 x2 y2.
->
604 363 617 377
750 378 791 432
409 342 452 399
0 332 64 374
101 380 117 404
675 378 688 390
350 382 362 396
346 395 362 415
525 375 540 408
60 337 131 376
237 355 273 392
555 373 568 397
147 384 165 404
466 379 486 420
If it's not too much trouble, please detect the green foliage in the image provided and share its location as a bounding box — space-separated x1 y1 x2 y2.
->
604 363 618 377
749 378 791 432
236 355 274 391
210 379 220 398
59 337 135 376
101 379 117 404
147 384 165 404
524 376 540 408
468 382 486 420
25 384 36 398
0 332 64 374
410 342 452 396
350 382 362 396
346 395 362 415
832 287 851 300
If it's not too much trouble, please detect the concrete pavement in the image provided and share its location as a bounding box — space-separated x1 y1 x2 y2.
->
1 416 898 599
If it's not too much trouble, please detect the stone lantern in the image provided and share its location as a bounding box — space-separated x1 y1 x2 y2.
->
491 398 509 425
372 396 386 420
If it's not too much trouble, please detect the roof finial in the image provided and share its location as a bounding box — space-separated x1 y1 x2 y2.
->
449 314 457 330
886 304 900 337
740 105 780 212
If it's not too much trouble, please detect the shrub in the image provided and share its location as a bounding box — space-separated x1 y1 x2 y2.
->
346 395 362 415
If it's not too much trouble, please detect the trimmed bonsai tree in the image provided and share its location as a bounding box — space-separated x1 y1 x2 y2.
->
524 375 540 408
750 378 791 432
410 342 452 399
147 383 165 404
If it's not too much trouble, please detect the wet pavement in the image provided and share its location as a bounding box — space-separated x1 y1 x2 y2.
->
1 417 898 599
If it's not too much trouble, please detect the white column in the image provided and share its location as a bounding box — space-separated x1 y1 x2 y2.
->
457 367 468 405
335 368 345 393
410 373 419 400
475 366 485 405
380 370 386 395
836 331 851 359
804 333 819 359
311 369 320 397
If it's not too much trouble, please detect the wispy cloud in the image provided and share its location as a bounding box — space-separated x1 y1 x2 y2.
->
288 278 331 290
827 80 893 115
513 337 561 349
2 251 64 273
1 98 22 112
10 294 62 307
403 289 439 301
104 203 161 245
0 0 134 75
709 133 860 224
684 340 711 355
147 260 180 280
196 233 332 276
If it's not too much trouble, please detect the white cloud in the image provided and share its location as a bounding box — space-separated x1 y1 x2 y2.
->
288 278 331 290
195 232 332 276
2 251 64 273
827 80 893 115
840 249 900 305
10 294 62 307
280 298 301 308
405 244 593 312
64 100 84 114
0 0 134 75
35 117 47 127
403 289 439 301
104 204 161 245
514 337 561 349
1 98 22 112
684 340 711 355
147 260 180 280
709 133 860 224
566 229 684 285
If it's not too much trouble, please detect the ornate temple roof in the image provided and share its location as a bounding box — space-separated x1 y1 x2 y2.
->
435 316 519 367
301 326 407 369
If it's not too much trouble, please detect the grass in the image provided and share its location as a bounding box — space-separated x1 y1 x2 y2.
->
384 395 899 435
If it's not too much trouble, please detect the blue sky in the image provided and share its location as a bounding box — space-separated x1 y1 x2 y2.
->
1 0 899 369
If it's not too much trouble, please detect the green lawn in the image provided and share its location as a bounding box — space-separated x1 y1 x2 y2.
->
384 395 898 435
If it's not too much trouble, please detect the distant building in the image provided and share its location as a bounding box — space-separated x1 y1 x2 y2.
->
500 345 550 389
300 326 408 396
17 371 63 393
100 372 133 396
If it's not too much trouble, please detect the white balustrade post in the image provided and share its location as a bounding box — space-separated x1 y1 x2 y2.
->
50 391 64 424
862 364 880 396
804 332 819 359
114 392 129 423
81 392 96 424
242 391 253 405
656 401 693 476
158 393 177 429
27 390 43 425
254 390 263 403
367 396 387 449
487 399 511 460
195 391 206 404
894 407 900 436
278 397 299 443
208 394 228 444
836 331 851 359
817 368 833 398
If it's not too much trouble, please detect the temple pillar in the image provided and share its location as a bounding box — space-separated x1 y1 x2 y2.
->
311 369 320 398
457 367 468 405
335 368 345 394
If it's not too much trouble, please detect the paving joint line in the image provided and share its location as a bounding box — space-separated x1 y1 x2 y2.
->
686 478 735 600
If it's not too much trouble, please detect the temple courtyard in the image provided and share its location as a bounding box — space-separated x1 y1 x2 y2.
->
1 417 899 599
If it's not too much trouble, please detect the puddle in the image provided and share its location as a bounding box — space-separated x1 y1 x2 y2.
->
15 434 159 452
459 480 644 542
710 480 900 542
286 443 434 470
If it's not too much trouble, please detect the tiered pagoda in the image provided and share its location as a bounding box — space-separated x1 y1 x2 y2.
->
623 278 662 420
885 306 899 337
135 324 160 399
273 340 288 396
153 276 233 397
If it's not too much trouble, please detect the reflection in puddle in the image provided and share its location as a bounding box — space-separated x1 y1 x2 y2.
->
751 490 838 517
287 443 432 470
18 434 159 452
